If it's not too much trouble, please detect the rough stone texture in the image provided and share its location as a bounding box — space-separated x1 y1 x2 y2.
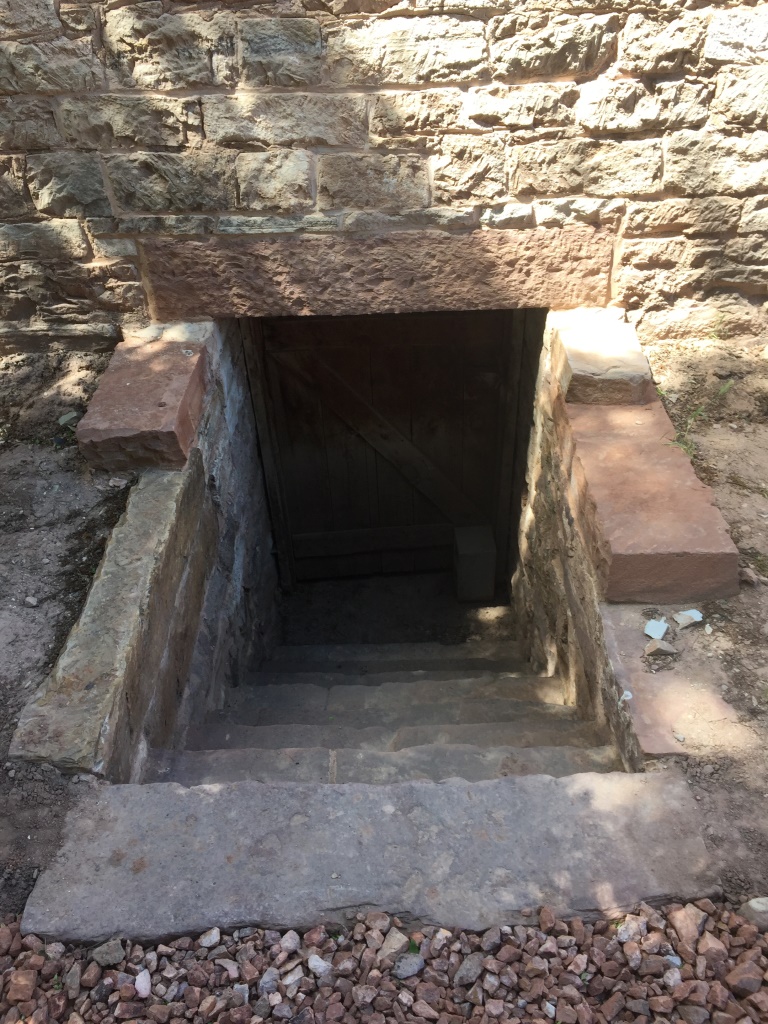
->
26 152 110 218
9 452 215 781
0 0 765 343
76 324 208 470
568 402 740 603
317 153 429 211
549 308 654 405
142 227 613 320
236 150 313 213
22 771 717 941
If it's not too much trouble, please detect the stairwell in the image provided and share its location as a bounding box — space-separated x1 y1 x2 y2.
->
147 639 621 787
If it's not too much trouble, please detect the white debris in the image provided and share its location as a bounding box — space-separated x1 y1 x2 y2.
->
673 609 703 628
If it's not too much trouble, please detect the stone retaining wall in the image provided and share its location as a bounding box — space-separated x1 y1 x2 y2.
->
10 319 280 780
2 0 768 342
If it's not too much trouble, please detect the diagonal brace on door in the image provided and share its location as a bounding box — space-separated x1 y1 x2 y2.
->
270 349 488 528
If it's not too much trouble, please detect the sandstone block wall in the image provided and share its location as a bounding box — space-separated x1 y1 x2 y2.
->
1 0 767 339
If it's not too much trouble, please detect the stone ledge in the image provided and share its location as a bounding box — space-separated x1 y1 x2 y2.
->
9 452 212 780
548 307 655 405
76 321 212 471
567 401 739 603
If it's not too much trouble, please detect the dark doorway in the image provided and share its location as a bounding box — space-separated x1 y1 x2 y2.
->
242 308 545 593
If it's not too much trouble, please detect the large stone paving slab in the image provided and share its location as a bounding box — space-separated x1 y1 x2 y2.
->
24 772 718 942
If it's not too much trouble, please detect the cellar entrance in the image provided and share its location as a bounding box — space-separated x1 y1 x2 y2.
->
243 308 545 600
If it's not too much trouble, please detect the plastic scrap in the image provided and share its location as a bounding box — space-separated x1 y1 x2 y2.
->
644 618 669 640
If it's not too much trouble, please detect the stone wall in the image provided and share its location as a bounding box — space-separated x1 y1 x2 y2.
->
9 318 281 780
2 0 768 337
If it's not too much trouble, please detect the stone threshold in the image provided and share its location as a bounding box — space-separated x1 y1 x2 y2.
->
21 771 719 942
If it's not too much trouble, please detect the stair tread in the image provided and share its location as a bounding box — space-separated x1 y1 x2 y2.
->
208 695 571 729
234 671 565 706
146 743 622 786
25 771 718 941
185 715 606 752
267 640 523 674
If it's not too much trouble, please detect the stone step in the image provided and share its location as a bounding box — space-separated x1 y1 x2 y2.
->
267 640 524 674
235 670 565 705
146 743 623 786
208 690 570 729
23 771 719 942
185 713 606 752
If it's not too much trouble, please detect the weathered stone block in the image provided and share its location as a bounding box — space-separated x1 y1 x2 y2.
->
345 207 478 232
704 7 768 65
568 402 739 602
239 18 322 86
10 451 210 780
236 150 313 214
490 13 618 81
77 324 209 470
317 153 429 211
325 17 487 85
0 220 89 261
0 0 59 38
103 6 235 90
0 156 32 218
619 13 706 74
0 37 99 93
625 198 743 237
26 153 111 218
433 135 508 204
369 89 463 139
584 140 663 196
616 237 722 307
57 95 201 150
711 67 768 130
664 130 768 196
576 79 710 134
515 139 662 197
739 196 768 234
0 96 62 150
114 215 215 236
203 94 368 148
549 308 654 405
465 83 578 130
534 197 624 230
217 213 339 234
105 152 237 213
140 227 614 320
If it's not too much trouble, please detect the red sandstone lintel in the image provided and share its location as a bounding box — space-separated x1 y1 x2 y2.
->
569 401 739 603
77 333 208 471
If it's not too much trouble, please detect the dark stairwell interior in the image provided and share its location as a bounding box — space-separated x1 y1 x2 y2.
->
145 308 622 786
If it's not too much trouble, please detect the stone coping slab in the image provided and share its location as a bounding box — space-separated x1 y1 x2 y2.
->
548 308 655 405
22 771 718 942
9 456 204 779
568 401 739 603
77 321 211 470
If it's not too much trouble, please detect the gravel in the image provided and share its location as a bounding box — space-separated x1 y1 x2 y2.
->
0 901 766 1024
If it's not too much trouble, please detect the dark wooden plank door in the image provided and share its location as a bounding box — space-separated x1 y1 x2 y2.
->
247 310 530 584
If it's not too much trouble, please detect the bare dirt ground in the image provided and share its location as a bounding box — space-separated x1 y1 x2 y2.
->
0 347 128 914
641 329 768 908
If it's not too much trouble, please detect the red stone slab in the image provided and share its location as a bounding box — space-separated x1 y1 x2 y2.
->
77 336 207 470
568 401 739 602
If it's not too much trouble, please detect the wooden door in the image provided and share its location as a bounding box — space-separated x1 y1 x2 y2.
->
243 310 540 586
